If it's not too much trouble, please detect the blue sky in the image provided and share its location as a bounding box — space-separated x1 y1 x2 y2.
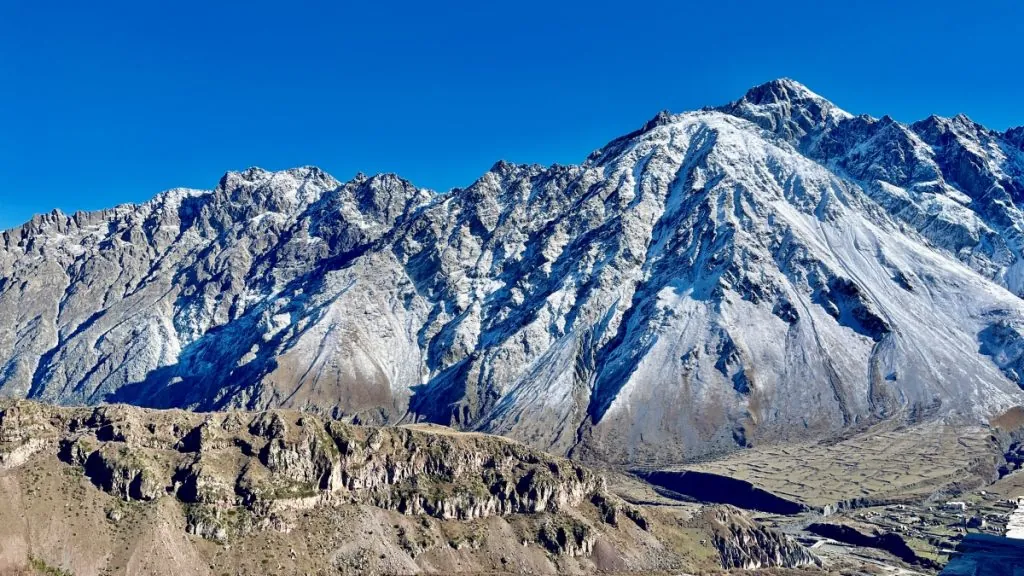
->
1 1 1022 230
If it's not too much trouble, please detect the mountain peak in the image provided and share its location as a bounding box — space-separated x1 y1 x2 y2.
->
740 78 821 105
641 109 675 130
720 78 851 148
736 79 850 118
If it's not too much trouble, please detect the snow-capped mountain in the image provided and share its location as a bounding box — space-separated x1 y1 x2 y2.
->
3 79 1024 464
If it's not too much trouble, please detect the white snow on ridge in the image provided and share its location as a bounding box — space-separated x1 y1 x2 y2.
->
3 79 1024 464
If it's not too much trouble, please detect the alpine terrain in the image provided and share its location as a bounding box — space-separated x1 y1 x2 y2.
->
3 78 1024 468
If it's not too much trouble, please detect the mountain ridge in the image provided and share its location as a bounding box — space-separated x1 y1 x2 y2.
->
3 79 1024 465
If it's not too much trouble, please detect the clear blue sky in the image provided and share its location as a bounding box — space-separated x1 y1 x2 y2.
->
2 1 1022 230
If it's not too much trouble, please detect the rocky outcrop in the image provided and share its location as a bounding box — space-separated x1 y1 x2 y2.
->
538 518 595 557
244 415 607 521
590 491 650 530
0 400 825 572
0 401 623 546
703 505 820 569
62 439 165 501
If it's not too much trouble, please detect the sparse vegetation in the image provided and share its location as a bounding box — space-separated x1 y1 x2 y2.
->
28 556 74 576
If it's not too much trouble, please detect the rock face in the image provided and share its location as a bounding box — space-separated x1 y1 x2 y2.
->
0 400 820 575
705 506 820 569
3 79 1024 463
0 400 611 534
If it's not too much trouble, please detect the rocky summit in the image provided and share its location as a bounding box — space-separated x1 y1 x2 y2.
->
3 79 1024 466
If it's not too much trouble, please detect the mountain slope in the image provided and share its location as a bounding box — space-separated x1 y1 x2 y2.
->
3 79 1024 464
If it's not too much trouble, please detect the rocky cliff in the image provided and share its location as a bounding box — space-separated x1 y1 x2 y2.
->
0 400 818 575
0 400 610 534
706 506 820 569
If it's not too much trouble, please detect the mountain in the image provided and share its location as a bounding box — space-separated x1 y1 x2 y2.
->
3 79 1024 465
